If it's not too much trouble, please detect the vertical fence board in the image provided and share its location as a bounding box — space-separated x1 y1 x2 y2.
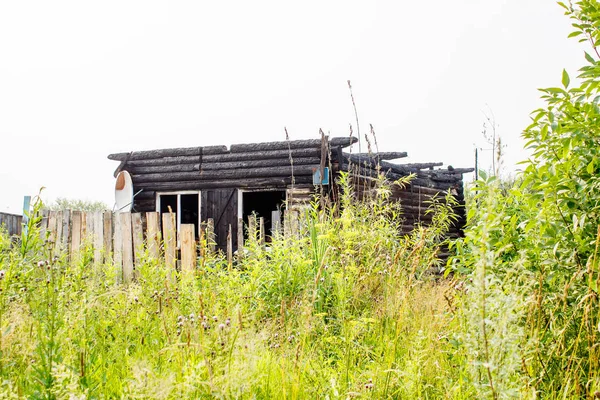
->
47 211 58 248
146 212 160 259
227 224 232 269
248 214 256 244
121 213 134 283
180 224 195 273
237 218 244 261
259 217 265 246
206 218 215 254
40 210 49 240
103 212 113 260
162 213 177 271
70 211 82 260
113 212 123 270
132 213 144 266
62 210 70 252
55 211 64 252
93 211 103 264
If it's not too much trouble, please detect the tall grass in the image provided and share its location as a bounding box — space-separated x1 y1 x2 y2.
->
0 175 470 399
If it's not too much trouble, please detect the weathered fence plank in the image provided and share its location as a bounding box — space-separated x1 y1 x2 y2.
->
70 211 82 260
121 213 134 283
180 224 195 272
103 212 113 259
162 213 177 271
146 212 160 259
132 213 144 266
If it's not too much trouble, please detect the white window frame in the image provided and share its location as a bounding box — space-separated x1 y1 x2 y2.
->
155 191 202 233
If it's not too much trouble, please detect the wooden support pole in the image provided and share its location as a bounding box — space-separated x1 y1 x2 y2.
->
227 224 232 270
237 217 244 261
103 212 113 261
121 212 134 283
131 213 144 269
70 211 82 261
180 224 196 273
259 217 265 247
248 214 256 244
113 212 123 271
206 218 215 254
93 211 103 264
146 212 160 259
162 212 177 271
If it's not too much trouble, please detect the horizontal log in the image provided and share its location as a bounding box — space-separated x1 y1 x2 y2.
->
134 190 156 200
229 136 356 153
108 145 228 161
126 157 322 174
131 165 321 183
133 176 314 191
395 162 444 170
122 148 321 167
342 152 409 161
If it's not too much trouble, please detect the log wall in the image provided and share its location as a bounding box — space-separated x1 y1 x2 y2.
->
0 212 22 236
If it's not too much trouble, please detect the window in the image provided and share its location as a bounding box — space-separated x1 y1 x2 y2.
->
238 189 286 241
156 191 201 237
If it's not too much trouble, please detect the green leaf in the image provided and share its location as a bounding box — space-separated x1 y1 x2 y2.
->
585 52 596 63
568 31 583 38
562 69 571 88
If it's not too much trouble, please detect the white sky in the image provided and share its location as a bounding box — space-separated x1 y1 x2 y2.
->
0 0 586 214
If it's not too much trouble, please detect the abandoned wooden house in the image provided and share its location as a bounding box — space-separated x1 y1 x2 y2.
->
108 136 473 252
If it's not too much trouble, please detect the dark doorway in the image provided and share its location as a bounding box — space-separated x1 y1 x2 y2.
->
242 190 286 241
157 192 201 238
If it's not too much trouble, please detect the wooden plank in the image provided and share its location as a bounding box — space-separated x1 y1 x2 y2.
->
259 217 265 246
162 213 177 271
227 224 232 270
93 211 103 264
180 224 195 273
237 217 244 260
62 210 71 253
248 214 256 244
206 218 215 254
146 212 160 259
70 211 82 261
54 211 64 252
113 212 123 270
103 212 113 261
85 212 95 249
132 213 144 266
47 211 58 249
39 210 49 240
121 213 134 283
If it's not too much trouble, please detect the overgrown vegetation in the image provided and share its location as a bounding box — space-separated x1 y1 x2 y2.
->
2 2 600 398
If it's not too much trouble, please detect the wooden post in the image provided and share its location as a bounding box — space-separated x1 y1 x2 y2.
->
180 224 195 273
146 212 160 259
40 209 49 240
103 212 113 261
62 210 70 253
206 218 215 254
47 211 58 248
54 211 64 252
113 212 123 271
121 212 134 283
237 217 244 261
70 211 82 261
248 214 256 244
131 213 144 264
162 213 177 271
93 211 103 264
227 224 232 270
259 217 265 246
85 212 94 249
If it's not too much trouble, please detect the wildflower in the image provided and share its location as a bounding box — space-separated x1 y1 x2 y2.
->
176 329 181 336
177 315 184 322
37 261 45 268
134 296 139 303
189 313 195 321
212 315 218 322
288 334 295 342
46 278 50 285
225 318 230 327
0 270 5 280
218 323 225 331
201 321 209 330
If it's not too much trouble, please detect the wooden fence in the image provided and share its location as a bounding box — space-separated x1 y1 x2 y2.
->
38 209 298 282
0 212 22 236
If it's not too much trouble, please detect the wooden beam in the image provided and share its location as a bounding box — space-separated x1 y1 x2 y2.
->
132 176 314 191
180 224 196 273
108 145 228 161
229 136 356 153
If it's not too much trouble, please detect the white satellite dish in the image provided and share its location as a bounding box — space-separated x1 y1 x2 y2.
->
115 171 134 212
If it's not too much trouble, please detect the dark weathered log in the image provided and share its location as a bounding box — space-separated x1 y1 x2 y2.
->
127 157 321 174
229 136 356 153
131 165 321 183
133 176 314 191
349 152 410 161
134 190 156 200
122 148 321 167
429 167 474 174
395 162 444 170
108 145 228 161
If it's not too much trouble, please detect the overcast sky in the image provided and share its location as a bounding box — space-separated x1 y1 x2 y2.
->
0 1 586 214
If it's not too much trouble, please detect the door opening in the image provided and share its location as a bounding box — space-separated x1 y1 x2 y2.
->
241 190 286 241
